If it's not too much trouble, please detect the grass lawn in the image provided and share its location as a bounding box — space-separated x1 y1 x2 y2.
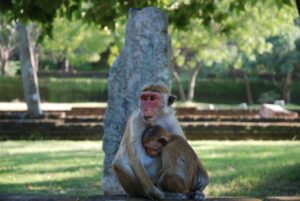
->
0 141 299 198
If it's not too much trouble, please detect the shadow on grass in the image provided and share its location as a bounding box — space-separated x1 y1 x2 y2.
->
0 174 101 196
1 141 300 197
0 150 102 197
201 142 300 197
250 163 300 197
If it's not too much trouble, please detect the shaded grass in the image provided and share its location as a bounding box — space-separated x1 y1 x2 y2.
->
0 141 299 197
0 141 103 196
191 141 300 197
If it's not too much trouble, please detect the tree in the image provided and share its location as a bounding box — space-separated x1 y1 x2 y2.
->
171 18 230 101
0 0 293 32
169 1 299 103
256 34 300 103
0 15 17 76
27 23 41 71
226 2 300 104
41 17 113 71
17 22 42 117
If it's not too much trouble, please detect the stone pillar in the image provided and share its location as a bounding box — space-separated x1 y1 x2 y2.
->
102 7 173 194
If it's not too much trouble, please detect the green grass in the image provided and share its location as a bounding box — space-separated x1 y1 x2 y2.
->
0 141 299 198
0 141 103 196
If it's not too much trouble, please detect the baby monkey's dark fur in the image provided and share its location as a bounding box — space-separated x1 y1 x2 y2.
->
142 125 209 199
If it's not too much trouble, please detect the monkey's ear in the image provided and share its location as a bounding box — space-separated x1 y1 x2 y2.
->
157 137 168 146
168 95 176 106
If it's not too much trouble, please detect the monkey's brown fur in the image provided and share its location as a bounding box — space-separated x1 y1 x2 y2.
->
112 84 185 200
142 84 170 94
142 125 209 194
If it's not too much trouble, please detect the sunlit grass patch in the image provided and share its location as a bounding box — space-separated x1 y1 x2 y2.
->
0 141 103 196
0 140 299 197
190 141 300 197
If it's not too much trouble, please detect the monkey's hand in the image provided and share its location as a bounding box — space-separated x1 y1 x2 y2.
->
146 186 164 201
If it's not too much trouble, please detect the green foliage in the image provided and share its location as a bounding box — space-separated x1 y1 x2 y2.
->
39 78 108 102
171 1 299 67
40 17 113 68
1 0 299 78
0 0 294 32
258 34 300 74
0 77 108 102
0 141 300 197
170 1 299 101
7 61 20 76
0 14 17 44
171 18 231 68
173 79 300 104
0 76 23 101
226 2 298 62
257 91 281 104
2 76 300 104
0 0 70 34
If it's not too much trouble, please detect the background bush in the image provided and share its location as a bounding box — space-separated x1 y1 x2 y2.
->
1 76 299 104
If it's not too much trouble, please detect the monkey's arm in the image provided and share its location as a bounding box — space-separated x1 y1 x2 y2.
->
127 114 164 200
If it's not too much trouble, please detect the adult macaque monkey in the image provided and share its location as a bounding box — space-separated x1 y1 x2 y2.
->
142 125 209 199
112 84 185 200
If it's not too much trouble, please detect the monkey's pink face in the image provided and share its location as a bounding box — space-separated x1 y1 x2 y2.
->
140 92 162 124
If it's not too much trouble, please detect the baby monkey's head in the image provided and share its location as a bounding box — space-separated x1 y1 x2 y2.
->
142 125 168 157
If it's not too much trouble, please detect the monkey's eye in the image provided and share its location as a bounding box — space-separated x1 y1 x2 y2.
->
140 95 148 101
150 96 156 101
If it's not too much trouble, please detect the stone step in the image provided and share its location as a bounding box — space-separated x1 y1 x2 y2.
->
1 119 300 140
264 197 300 201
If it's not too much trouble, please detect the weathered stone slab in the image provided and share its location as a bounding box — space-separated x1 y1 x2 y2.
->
259 104 298 118
102 6 173 194
264 197 300 201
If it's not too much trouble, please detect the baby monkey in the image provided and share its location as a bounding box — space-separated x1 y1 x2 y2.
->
142 125 209 199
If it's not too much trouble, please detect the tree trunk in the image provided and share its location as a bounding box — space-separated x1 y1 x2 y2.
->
1 50 9 76
17 22 42 118
1 59 9 76
97 44 112 69
283 70 293 103
173 67 187 101
102 7 173 194
187 62 201 101
64 57 70 72
0 23 16 76
243 72 254 105
296 0 300 16
32 45 39 71
60 57 70 72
